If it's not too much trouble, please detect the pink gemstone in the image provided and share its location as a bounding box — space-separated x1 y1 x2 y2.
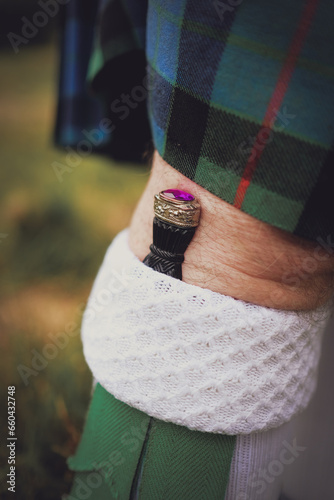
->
161 189 194 202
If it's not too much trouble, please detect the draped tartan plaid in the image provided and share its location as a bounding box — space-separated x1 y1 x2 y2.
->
55 0 334 242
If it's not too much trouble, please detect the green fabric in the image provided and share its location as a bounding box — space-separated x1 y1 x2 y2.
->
138 417 236 500
67 383 151 499
67 384 237 500
67 471 114 499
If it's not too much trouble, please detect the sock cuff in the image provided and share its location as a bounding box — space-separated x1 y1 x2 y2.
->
81 229 332 434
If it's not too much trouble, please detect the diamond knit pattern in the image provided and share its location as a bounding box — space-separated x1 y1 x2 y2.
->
82 230 332 435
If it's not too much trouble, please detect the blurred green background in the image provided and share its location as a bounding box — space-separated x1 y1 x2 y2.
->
0 8 149 498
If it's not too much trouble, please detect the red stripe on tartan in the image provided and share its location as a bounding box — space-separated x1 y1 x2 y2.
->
233 0 320 210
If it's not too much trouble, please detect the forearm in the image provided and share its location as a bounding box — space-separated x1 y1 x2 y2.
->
129 151 334 311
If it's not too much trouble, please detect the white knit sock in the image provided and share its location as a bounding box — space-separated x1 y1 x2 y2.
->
225 312 334 500
225 420 296 500
81 229 332 434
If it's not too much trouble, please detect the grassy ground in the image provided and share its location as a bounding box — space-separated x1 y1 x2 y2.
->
0 41 149 499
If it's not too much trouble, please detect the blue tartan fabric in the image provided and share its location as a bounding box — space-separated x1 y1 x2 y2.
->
55 0 334 241
54 1 106 146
